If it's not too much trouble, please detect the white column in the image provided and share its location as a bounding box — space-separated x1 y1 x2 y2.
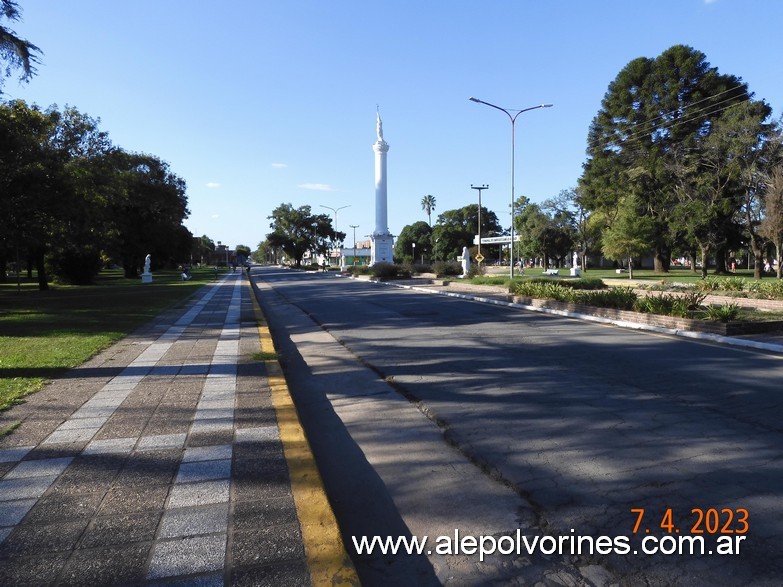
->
373 140 389 235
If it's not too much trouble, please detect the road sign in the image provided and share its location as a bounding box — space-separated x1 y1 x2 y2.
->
475 253 485 263
473 235 521 245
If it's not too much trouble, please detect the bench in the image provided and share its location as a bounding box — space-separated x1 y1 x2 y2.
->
543 269 559 276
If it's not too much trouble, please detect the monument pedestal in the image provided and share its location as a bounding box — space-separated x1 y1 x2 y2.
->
141 272 153 284
371 233 394 265
570 268 581 277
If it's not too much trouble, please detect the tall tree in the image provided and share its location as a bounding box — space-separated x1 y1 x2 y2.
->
394 221 432 262
0 100 58 289
600 197 656 279
265 203 344 267
421 194 436 226
45 106 114 284
103 150 190 277
760 165 783 279
542 189 595 268
0 1 40 93
430 204 501 263
580 45 751 272
670 100 774 278
516 202 574 270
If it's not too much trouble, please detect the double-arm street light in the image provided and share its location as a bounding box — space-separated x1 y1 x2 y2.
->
469 97 553 278
320 204 350 233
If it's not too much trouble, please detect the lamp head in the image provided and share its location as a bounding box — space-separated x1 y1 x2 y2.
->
469 97 481 102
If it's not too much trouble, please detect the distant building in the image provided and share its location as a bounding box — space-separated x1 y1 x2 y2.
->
210 242 235 266
343 239 372 266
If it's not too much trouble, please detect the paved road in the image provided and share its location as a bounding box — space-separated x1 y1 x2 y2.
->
254 266 783 586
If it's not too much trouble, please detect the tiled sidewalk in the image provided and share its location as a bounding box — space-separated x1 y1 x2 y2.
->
0 272 317 586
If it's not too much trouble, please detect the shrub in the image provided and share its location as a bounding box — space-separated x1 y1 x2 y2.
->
695 276 723 292
575 288 637 310
701 303 741 322
720 276 746 291
410 263 433 275
563 277 606 290
633 293 694 318
747 279 783 299
432 261 463 277
465 263 486 279
370 262 411 280
524 277 605 290
346 265 371 276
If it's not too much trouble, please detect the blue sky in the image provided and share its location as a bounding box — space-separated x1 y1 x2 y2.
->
6 0 783 250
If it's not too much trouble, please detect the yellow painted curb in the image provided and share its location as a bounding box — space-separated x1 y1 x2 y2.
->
247 280 360 586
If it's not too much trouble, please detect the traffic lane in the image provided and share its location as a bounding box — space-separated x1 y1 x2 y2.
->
253 271 548 585
265 270 782 582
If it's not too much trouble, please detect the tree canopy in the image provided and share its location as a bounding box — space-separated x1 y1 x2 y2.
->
431 204 502 263
0 100 191 286
0 1 40 93
580 44 755 272
394 220 432 262
265 203 344 267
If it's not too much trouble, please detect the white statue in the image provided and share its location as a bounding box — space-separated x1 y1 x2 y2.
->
144 254 151 274
573 251 579 268
460 246 471 276
376 108 384 141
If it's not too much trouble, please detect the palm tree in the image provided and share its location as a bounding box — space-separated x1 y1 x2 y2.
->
0 1 40 92
421 194 436 226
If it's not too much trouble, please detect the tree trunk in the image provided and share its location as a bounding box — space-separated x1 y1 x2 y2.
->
628 256 634 279
753 251 763 279
34 249 48 291
653 247 670 273
714 245 728 274
776 242 782 279
689 248 697 273
699 245 709 279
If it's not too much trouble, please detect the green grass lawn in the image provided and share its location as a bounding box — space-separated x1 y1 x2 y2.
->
0 268 224 410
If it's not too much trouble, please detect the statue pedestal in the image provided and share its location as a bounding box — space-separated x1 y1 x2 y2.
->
141 272 153 284
570 268 581 277
371 233 394 265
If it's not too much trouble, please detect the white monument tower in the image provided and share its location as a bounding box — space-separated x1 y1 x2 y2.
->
371 108 394 264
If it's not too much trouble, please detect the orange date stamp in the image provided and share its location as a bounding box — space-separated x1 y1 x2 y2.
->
631 507 749 535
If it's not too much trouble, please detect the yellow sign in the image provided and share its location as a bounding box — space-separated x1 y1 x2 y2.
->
475 253 485 263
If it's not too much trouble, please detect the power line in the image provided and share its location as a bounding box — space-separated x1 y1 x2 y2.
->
587 83 750 152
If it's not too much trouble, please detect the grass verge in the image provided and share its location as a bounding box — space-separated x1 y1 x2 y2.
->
0 268 224 410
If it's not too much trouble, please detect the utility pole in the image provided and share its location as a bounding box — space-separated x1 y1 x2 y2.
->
471 184 489 269
349 224 359 266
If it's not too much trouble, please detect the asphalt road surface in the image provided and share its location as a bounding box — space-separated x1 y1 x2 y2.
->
252 266 783 586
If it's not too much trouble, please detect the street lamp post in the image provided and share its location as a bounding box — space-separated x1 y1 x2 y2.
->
412 242 416 263
471 184 489 270
469 97 552 278
321 204 349 267
349 224 359 266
